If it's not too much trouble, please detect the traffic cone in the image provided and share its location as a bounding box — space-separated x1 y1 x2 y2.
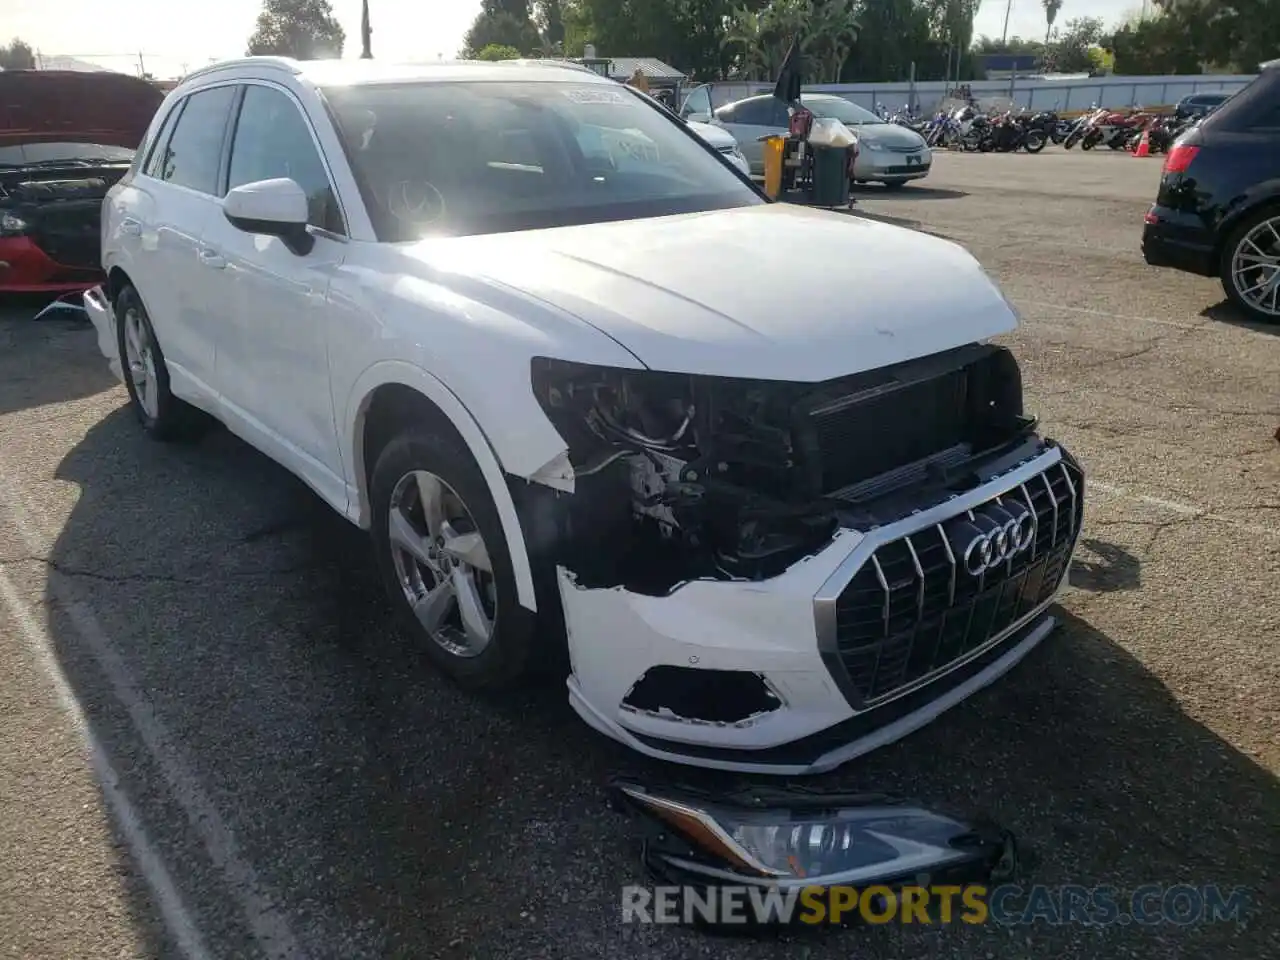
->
1133 131 1150 157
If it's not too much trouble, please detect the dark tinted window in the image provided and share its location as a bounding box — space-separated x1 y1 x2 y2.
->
322 80 760 241
228 84 344 234
732 97 784 126
156 86 235 194
1203 70 1279 132
143 102 185 177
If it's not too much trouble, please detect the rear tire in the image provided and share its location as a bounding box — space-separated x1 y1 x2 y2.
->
1023 131 1047 153
1219 206 1280 325
115 285 210 442
370 426 537 691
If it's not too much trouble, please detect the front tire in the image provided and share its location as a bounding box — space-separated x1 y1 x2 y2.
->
1023 130 1047 153
115 285 209 441
1220 207 1280 325
370 427 537 691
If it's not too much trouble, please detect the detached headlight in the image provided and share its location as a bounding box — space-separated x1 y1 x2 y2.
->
0 211 29 236
614 780 1015 892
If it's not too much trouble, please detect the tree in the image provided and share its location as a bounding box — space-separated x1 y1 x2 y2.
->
462 0 541 57
0 38 36 71
1043 16 1106 73
246 0 345 59
473 43 524 60
1041 0 1063 47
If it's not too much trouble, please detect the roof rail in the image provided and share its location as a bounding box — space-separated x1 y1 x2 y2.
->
502 57 600 76
180 55 302 83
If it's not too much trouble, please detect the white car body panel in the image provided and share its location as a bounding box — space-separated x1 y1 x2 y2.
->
89 57 1076 775
400 203 1017 382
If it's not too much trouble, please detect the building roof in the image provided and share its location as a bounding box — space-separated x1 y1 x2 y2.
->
605 57 685 83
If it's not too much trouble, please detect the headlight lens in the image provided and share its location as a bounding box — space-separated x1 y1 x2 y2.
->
615 781 1013 889
0 211 29 235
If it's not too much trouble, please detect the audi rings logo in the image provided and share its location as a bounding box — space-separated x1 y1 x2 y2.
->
944 503 1038 577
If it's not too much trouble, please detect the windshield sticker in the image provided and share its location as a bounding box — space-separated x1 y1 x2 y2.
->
562 88 628 105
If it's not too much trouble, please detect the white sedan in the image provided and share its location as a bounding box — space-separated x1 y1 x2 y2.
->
85 57 1080 775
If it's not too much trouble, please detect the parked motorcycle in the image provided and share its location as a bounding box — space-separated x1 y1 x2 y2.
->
981 111 1047 153
1062 107 1102 150
1081 108 1153 150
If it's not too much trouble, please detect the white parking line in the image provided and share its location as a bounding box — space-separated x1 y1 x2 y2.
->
1016 299 1207 331
0 567 213 960
1090 480 1280 539
0 488 309 960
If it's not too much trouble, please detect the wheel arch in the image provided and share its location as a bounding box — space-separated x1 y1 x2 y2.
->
346 361 539 612
106 265 135 303
1214 187 1280 266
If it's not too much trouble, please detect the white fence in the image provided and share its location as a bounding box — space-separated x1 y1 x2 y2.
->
695 73 1256 115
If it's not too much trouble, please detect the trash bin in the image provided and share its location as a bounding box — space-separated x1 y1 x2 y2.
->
761 134 787 200
809 144 853 207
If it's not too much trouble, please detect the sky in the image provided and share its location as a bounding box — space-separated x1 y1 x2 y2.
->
7 0 1141 80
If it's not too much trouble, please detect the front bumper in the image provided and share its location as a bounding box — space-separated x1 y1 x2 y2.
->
82 285 124 382
0 235 102 293
1141 205 1217 276
854 150 932 183
560 441 1082 775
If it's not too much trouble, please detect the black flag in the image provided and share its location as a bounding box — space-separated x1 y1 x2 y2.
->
772 39 803 104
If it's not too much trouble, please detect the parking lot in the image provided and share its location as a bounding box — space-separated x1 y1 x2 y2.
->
1 148 1276 960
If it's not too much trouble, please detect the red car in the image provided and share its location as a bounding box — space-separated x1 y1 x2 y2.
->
0 70 163 294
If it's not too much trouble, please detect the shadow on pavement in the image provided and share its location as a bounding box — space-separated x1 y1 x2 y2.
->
1068 537 1142 593
1200 301 1280 337
854 185 969 200
0 294 116 416
41 408 1280 958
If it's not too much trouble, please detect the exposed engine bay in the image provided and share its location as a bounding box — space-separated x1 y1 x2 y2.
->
0 164 131 274
521 343 1037 593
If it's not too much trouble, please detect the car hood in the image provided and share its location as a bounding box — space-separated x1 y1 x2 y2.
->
849 122 927 149
687 120 737 150
403 204 1019 382
0 70 164 148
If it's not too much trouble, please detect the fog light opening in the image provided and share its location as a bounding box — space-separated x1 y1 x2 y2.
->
621 666 783 725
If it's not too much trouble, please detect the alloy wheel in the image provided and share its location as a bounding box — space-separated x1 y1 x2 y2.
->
122 306 158 419
387 469 497 658
1230 215 1280 319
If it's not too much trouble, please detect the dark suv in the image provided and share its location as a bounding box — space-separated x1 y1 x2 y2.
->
1173 92 1233 122
1142 62 1280 324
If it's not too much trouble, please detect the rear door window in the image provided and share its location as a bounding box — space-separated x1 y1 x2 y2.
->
154 85 236 195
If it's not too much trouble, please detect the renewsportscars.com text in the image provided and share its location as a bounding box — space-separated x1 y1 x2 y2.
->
621 883 1251 927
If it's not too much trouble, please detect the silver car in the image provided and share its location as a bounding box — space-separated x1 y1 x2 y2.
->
692 90 932 189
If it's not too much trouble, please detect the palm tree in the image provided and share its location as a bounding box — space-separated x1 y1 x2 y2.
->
1042 0 1063 46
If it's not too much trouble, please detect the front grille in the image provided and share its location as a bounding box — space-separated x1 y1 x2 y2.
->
881 163 931 174
828 458 1082 706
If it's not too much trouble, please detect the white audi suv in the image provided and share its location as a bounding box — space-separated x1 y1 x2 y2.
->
85 57 1083 775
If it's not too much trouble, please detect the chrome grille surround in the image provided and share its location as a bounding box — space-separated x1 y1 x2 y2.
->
813 444 1083 711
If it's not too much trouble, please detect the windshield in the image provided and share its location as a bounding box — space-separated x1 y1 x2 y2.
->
0 142 134 167
801 97 881 126
322 80 762 241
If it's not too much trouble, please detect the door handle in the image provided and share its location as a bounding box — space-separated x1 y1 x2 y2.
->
198 247 226 269
120 217 142 237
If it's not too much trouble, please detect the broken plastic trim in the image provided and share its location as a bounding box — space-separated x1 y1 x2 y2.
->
32 292 90 321
611 778 1016 928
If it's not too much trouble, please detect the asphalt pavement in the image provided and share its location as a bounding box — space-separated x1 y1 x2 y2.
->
0 148 1277 960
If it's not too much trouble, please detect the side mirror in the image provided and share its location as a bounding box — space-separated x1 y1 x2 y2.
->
222 178 314 255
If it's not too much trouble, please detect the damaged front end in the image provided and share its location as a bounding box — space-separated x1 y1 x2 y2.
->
524 343 1032 591
610 778 1017 930
0 164 132 290
517 344 1083 772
